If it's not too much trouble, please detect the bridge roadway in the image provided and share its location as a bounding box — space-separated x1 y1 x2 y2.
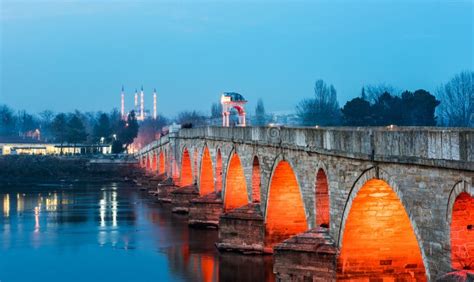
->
137 126 474 281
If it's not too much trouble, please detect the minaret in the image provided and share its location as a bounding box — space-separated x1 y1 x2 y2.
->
134 89 138 113
153 88 157 120
121 86 125 120
140 86 144 121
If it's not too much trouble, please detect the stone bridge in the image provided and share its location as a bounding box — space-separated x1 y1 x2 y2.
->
137 126 474 281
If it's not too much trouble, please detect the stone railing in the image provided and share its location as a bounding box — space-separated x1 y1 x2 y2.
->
141 126 474 170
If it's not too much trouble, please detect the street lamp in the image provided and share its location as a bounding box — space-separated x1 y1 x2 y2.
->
113 134 117 140
100 137 105 144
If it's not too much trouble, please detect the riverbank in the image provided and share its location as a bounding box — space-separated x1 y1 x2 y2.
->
0 155 142 184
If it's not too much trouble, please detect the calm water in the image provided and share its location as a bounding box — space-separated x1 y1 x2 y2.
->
0 182 274 281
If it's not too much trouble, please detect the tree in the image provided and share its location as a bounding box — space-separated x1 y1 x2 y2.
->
296 79 341 126
93 113 111 143
176 111 207 127
0 104 16 135
341 97 372 126
66 114 88 152
39 110 55 141
365 83 398 104
210 102 222 126
254 98 268 126
51 113 68 154
436 71 474 127
118 110 139 152
401 90 440 126
16 110 38 135
371 92 403 125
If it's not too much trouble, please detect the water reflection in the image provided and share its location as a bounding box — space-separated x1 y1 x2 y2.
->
0 182 272 281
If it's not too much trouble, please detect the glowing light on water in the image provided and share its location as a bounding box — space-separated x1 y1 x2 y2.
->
3 194 10 217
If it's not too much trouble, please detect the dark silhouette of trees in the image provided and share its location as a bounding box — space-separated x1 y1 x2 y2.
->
51 113 68 154
342 89 439 126
365 83 398 103
254 98 269 126
16 110 38 135
66 114 88 148
401 90 440 126
117 110 139 152
436 71 474 127
0 105 16 135
93 113 112 143
296 79 341 126
341 97 372 126
176 110 207 127
39 110 55 141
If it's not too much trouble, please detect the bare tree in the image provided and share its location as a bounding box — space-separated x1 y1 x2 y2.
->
296 79 341 126
364 83 398 103
436 71 474 127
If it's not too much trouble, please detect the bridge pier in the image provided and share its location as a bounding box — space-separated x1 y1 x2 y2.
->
188 192 223 228
171 185 199 213
273 228 337 282
216 203 265 254
155 183 177 203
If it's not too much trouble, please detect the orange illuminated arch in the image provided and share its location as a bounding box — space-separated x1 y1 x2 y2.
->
159 151 165 173
180 148 193 187
146 154 151 170
224 151 248 211
152 152 157 172
339 178 426 280
199 146 214 196
215 149 223 192
315 168 329 228
265 160 307 249
252 156 261 203
451 191 474 270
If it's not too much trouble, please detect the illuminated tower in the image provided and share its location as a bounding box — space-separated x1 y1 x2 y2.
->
153 88 157 120
120 86 125 120
134 89 138 112
140 86 144 121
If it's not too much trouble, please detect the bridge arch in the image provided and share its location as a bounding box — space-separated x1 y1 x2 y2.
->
146 154 151 170
315 165 330 229
180 147 193 187
338 167 428 280
215 148 223 192
264 155 307 250
251 155 261 203
152 151 158 172
159 150 165 174
199 145 214 196
223 149 248 211
447 180 474 271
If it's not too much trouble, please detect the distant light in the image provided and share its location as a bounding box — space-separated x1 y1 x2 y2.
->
314 125 320 129
387 124 397 130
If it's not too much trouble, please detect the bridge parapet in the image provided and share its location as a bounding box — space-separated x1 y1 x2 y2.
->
172 126 473 170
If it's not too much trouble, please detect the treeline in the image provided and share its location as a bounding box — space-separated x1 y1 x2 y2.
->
296 71 473 127
0 107 139 153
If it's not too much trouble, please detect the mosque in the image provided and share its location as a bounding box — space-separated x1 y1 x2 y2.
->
120 86 158 122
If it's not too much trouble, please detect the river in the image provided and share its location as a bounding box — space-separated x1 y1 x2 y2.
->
0 181 274 281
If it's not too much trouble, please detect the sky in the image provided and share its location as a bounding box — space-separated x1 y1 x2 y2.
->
0 0 472 117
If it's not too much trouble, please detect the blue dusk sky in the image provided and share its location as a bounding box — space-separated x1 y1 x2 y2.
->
0 0 472 117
